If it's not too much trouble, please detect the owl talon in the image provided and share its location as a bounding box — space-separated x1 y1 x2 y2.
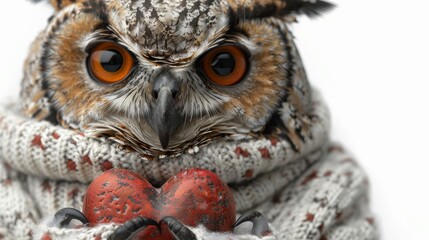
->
53 208 89 228
110 217 195 240
110 217 160 240
160 216 197 240
233 211 271 237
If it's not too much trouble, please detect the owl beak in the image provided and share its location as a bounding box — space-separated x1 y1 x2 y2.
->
149 72 183 150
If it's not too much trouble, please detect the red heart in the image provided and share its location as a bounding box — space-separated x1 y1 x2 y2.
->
82 168 236 235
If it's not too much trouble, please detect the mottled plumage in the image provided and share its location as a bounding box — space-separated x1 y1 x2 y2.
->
21 0 333 157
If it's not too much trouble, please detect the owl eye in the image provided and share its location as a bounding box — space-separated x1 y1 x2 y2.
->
87 42 135 84
200 45 248 86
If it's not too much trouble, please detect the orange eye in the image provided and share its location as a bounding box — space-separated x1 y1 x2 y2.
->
87 42 135 84
200 45 248 86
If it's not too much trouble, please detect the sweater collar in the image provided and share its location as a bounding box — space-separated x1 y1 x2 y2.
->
0 90 330 187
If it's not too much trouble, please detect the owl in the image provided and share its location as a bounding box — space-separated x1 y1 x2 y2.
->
21 0 333 159
17 0 336 238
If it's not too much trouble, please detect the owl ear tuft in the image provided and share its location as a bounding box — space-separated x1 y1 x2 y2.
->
282 0 335 18
230 0 335 20
29 0 86 11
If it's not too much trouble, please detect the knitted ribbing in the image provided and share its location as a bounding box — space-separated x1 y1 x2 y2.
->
0 143 378 240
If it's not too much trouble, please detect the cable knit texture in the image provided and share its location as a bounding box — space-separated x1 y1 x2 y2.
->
0 91 378 239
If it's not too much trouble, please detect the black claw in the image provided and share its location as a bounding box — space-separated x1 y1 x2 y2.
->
53 208 89 228
110 217 160 240
233 211 271 237
160 216 197 240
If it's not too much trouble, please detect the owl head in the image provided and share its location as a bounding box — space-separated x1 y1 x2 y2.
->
22 0 333 156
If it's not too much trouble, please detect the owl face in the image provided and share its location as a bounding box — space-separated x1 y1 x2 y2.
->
23 0 333 156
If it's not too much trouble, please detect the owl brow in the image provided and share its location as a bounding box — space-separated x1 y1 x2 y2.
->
226 26 250 39
83 33 117 53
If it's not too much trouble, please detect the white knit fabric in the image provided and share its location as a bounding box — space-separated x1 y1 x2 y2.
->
0 91 378 240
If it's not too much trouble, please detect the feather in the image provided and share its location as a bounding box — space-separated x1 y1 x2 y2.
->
282 0 336 18
28 0 89 11
231 0 335 20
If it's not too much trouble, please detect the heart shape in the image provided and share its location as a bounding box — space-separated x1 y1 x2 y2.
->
83 168 236 234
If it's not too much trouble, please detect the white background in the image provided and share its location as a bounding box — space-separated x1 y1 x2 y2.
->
1 1 428 239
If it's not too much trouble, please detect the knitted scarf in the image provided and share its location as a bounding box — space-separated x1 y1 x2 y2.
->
0 90 378 240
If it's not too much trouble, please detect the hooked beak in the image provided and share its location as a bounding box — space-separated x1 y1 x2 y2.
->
148 72 184 149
